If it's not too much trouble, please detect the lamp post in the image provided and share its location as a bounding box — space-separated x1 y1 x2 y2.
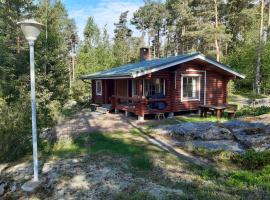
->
17 19 43 190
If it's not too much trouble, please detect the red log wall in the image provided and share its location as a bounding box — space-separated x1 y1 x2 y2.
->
91 60 231 114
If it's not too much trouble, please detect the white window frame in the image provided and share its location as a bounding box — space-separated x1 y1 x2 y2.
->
143 78 166 97
181 74 201 102
96 80 102 96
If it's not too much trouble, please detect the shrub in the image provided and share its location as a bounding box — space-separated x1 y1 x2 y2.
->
236 106 270 117
0 99 32 162
232 150 270 170
70 80 89 103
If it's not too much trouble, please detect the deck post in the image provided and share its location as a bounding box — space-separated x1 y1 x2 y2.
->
138 79 145 121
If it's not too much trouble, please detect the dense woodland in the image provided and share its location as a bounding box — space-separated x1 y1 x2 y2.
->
0 0 270 160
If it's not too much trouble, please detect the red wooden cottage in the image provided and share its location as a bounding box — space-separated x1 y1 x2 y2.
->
81 48 244 120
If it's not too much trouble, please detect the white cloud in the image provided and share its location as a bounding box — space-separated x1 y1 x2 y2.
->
68 0 142 41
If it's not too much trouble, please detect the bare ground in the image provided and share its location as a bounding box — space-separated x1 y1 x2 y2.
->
1 111 270 199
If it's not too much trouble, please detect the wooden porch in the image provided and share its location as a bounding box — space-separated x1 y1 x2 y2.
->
111 95 172 118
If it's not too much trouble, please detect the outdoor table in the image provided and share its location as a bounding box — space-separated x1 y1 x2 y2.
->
199 104 227 118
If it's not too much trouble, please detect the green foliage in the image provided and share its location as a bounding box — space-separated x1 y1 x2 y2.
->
0 98 32 162
232 150 270 170
226 166 270 191
236 106 270 117
113 11 140 65
70 80 89 103
0 0 77 161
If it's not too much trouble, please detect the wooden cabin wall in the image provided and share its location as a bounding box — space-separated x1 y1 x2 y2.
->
91 60 231 114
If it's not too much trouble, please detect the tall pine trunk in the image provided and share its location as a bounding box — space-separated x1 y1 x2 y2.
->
255 0 265 95
268 2 270 39
214 0 220 61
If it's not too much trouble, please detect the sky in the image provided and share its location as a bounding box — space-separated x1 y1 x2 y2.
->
63 0 145 41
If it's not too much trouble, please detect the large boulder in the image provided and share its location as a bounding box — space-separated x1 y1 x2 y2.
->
153 122 233 141
224 121 270 151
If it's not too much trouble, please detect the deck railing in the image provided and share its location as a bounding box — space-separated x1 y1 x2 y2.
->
111 95 170 115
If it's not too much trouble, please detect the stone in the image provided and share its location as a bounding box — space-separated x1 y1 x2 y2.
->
153 120 270 152
154 122 233 141
10 183 17 192
224 121 270 151
0 182 7 196
21 180 40 192
175 140 245 153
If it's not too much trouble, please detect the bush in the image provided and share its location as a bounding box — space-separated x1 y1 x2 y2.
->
70 80 89 103
0 99 32 162
236 106 270 117
232 150 270 170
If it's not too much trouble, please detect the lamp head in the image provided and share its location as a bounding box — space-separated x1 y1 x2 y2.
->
17 19 43 42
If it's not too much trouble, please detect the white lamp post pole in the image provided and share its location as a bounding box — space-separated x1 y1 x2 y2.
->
29 40 38 181
18 19 43 190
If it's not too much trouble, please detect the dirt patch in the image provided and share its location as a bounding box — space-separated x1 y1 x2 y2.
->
54 110 139 139
1 155 184 199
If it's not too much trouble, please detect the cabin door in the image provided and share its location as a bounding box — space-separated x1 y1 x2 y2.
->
106 80 115 104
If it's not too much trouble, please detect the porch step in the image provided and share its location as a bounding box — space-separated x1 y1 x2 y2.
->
96 104 112 114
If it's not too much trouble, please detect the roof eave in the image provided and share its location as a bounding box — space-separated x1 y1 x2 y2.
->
80 74 132 80
131 54 245 79
197 54 245 79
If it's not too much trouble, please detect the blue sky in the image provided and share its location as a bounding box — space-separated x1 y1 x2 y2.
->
63 0 145 40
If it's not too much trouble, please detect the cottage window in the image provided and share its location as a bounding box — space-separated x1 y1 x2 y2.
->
181 75 201 101
132 80 140 96
144 78 165 97
96 80 102 96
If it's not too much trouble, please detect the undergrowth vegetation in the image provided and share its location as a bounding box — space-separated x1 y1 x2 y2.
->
236 106 270 117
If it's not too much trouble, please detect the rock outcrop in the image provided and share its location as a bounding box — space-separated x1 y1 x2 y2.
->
153 120 270 152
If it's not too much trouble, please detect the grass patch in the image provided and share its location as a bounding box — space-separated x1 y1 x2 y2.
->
232 150 270 170
226 166 270 191
46 131 162 170
115 191 155 200
176 115 228 123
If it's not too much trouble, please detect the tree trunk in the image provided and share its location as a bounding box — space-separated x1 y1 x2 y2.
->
214 0 220 61
255 0 265 95
268 1 270 39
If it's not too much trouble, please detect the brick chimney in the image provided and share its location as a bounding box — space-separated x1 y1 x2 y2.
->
140 47 151 61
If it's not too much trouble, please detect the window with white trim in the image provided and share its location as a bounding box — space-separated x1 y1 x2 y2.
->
96 80 102 96
181 75 201 101
144 78 165 97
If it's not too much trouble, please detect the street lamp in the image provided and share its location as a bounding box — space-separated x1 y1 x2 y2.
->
17 19 43 191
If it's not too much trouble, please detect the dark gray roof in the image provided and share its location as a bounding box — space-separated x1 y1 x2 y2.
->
81 52 245 79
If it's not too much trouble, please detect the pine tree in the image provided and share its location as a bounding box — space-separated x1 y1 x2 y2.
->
255 0 265 94
84 16 100 49
132 1 167 58
113 11 133 65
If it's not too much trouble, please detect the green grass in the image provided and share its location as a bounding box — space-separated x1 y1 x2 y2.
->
46 131 159 170
176 115 228 123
